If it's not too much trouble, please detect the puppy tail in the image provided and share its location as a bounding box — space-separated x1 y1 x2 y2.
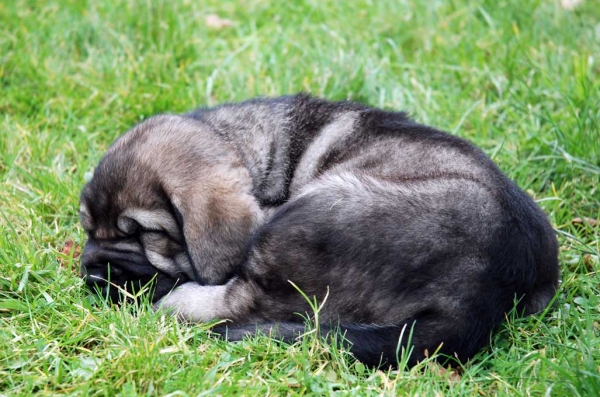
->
211 316 486 368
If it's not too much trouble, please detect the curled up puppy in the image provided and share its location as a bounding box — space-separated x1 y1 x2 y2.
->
79 94 559 368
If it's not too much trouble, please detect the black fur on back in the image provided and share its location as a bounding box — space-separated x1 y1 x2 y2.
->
202 95 559 368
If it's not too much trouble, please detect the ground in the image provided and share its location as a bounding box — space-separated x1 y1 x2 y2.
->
0 0 599 395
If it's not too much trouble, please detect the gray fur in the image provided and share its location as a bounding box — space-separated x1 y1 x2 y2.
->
80 94 559 367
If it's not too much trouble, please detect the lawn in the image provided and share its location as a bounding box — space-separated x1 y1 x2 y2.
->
1 0 599 395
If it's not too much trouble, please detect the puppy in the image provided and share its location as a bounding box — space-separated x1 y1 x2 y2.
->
80 94 559 367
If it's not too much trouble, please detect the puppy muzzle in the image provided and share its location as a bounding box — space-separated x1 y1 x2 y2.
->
81 238 184 303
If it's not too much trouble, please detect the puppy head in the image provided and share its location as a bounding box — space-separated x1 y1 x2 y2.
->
79 143 189 303
80 115 262 302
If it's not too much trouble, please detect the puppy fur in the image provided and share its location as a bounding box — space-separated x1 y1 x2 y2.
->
80 94 559 367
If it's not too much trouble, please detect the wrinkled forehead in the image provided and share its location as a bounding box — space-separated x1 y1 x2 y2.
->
78 115 197 236
79 174 177 237
80 202 178 240
79 146 155 215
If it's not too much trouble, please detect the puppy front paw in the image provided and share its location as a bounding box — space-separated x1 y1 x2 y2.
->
153 282 229 323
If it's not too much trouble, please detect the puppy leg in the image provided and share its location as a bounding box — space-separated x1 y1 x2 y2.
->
154 282 228 322
154 278 255 323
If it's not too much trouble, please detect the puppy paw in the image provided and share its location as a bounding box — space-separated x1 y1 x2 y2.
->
153 282 229 323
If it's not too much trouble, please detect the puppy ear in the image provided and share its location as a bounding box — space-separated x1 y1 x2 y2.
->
171 181 262 285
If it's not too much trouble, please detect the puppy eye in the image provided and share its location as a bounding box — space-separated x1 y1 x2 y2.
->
117 216 140 235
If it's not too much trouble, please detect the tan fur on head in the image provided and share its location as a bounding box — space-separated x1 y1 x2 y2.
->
168 174 263 285
81 115 264 286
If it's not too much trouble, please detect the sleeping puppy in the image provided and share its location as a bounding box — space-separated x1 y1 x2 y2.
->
79 94 559 367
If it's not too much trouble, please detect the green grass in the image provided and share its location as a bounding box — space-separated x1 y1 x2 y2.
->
1 0 599 395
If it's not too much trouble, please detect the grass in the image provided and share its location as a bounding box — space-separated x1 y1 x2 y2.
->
1 0 599 395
